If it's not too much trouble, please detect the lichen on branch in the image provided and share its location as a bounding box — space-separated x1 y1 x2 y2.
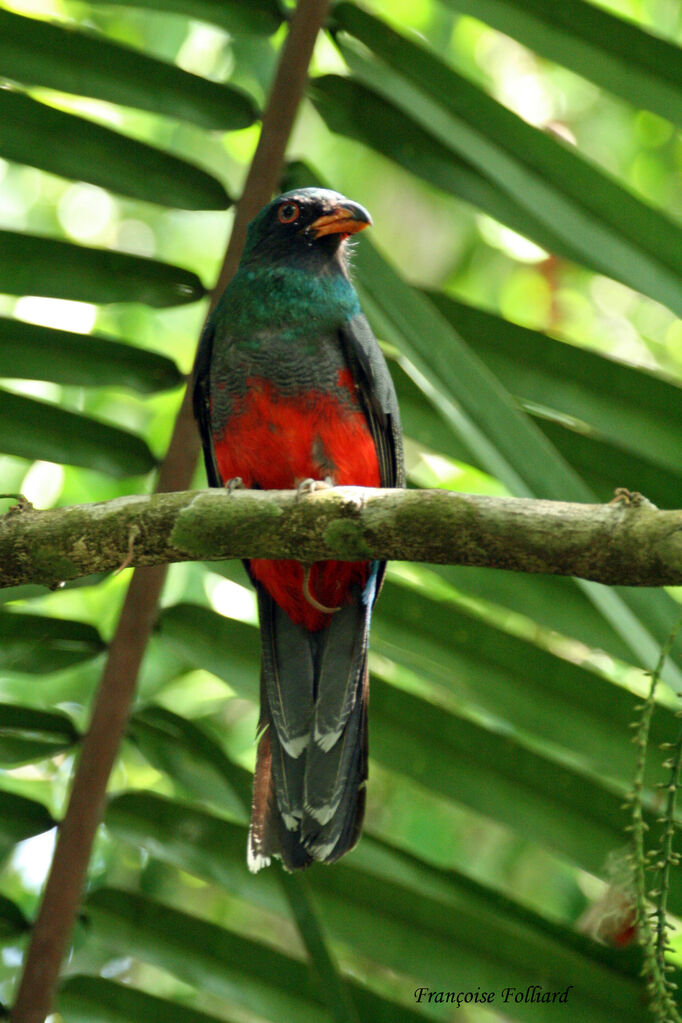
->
0 486 680 590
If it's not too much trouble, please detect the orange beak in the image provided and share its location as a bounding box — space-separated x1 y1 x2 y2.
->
308 201 372 239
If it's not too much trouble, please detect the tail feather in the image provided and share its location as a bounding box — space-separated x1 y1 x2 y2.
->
313 594 368 749
303 652 367 826
248 725 315 871
268 715 306 829
247 726 275 873
303 665 368 862
248 578 373 873
258 591 313 758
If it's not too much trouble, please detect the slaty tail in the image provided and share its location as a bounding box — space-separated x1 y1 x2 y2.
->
247 572 375 872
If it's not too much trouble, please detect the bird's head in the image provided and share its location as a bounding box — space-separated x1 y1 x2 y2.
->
241 188 372 272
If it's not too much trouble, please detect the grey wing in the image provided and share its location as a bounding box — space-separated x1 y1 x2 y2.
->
339 312 405 489
192 317 222 488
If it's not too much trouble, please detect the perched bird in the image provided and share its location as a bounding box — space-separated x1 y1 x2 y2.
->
193 187 404 871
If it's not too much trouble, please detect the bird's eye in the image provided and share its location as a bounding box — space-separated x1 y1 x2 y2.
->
277 202 300 224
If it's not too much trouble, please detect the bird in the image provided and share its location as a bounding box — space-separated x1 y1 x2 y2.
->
192 187 404 871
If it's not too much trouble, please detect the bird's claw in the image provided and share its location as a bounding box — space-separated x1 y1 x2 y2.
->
225 477 245 494
609 487 656 509
303 565 341 615
296 477 333 499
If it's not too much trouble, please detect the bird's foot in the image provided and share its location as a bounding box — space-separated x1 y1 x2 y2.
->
1 493 34 516
302 565 341 615
609 487 656 509
225 477 245 494
296 476 333 500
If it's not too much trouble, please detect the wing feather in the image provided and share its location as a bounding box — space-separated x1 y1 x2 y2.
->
192 317 222 488
339 312 405 490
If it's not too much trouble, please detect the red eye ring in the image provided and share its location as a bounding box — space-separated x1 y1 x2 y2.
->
277 201 300 224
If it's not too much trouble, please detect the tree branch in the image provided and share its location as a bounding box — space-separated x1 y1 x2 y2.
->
2 487 681 589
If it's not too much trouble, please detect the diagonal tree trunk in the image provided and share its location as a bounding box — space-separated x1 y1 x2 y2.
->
10 2 331 1019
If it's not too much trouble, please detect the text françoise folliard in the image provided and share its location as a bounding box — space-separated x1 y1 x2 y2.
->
414 984 574 1008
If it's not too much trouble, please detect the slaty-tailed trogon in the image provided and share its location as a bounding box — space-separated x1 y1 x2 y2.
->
193 188 404 871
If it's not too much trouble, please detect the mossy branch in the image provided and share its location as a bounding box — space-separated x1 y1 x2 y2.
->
2 486 682 590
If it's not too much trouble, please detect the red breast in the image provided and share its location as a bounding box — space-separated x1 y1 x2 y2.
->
211 375 380 629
